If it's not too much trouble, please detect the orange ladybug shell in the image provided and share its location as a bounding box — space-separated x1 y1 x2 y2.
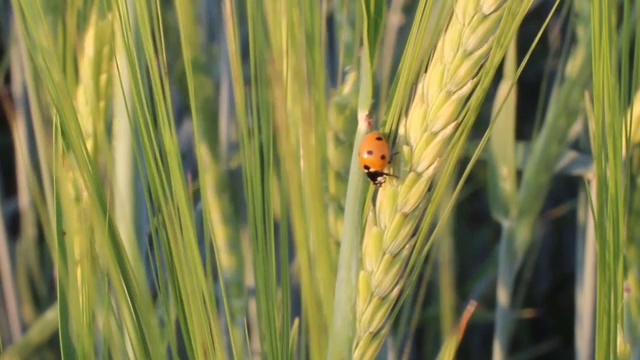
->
359 131 391 172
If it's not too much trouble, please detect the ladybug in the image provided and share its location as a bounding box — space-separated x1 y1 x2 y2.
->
358 131 396 187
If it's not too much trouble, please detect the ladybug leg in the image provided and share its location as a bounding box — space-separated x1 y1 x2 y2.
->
389 151 399 163
366 170 398 187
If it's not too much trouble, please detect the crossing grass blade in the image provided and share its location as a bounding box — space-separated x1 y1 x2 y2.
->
327 69 359 250
487 39 518 224
326 0 363 254
621 3 640 357
8 0 252 357
625 92 640 359
0 303 57 359
490 1 590 357
9 0 167 357
435 300 478 360
223 0 315 357
172 0 247 356
588 0 639 357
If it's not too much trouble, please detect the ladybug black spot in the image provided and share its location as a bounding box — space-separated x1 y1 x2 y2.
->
363 165 371 171
366 150 374 156
375 136 383 141
380 154 386 161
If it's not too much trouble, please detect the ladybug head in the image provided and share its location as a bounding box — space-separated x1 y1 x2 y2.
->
366 170 387 187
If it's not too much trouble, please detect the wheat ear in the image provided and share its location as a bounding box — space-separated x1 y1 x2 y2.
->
354 0 508 357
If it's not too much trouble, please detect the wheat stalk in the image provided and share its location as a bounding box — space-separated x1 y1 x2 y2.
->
328 70 359 248
353 0 510 357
